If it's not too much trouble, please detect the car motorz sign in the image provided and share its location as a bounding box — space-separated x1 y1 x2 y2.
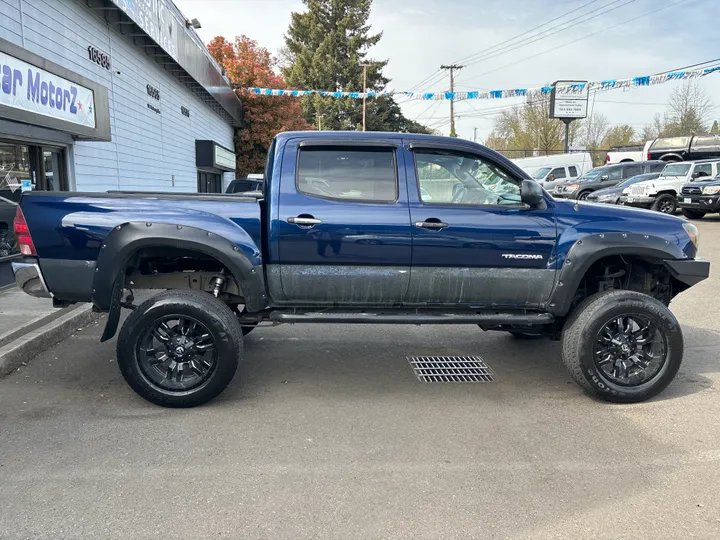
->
0 51 96 128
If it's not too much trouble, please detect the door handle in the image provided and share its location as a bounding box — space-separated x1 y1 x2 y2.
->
288 216 322 226
415 219 448 230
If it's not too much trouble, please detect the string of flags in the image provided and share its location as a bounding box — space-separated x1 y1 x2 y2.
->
244 65 720 101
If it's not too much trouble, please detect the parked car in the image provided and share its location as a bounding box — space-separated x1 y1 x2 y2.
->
12 131 708 407
530 165 581 188
225 174 264 194
605 141 653 164
677 175 720 219
512 152 592 181
619 159 720 213
647 134 720 162
586 172 662 205
553 161 666 200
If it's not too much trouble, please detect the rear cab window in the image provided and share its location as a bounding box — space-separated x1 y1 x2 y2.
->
296 146 398 203
568 166 578 177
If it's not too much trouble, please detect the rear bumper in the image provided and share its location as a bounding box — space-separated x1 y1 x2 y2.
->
677 194 720 212
664 258 710 286
11 260 52 298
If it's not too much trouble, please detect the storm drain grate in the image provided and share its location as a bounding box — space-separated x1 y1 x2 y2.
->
407 356 495 383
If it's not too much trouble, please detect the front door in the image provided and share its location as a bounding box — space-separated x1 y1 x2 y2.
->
276 140 411 304
405 146 557 307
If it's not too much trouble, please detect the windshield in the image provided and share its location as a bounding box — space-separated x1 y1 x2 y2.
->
580 167 605 181
662 163 691 177
532 167 552 179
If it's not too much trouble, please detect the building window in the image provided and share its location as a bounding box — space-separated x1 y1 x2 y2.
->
197 171 222 193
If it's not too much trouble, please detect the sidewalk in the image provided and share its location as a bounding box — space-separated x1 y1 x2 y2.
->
0 285 100 376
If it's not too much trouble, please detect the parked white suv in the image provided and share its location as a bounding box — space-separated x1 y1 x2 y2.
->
618 159 720 213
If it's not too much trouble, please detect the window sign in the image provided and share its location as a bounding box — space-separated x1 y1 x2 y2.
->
0 50 96 128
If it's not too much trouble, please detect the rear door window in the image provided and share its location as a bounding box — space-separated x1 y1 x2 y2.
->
622 164 643 178
296 147 398 202
568 166 578 177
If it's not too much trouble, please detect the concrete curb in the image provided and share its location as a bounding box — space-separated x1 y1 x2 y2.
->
0 304 101 377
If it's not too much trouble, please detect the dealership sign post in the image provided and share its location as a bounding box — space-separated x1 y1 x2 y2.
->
549 80 589 153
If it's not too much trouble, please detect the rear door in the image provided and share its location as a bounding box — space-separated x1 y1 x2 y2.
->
404 144 557 306
275 139 411 304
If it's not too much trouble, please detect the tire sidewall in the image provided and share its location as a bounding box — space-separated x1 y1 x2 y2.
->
575 297 682 401
118 294 241 406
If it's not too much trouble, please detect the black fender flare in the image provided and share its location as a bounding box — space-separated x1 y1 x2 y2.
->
547 232 687 316
93 222 267 341
659 153 684 162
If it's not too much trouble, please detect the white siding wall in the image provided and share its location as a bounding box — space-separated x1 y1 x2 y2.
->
12 0 234 192
0 0 24 47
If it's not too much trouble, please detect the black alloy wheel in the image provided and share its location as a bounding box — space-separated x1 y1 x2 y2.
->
578 191 591 201
561 289 683 403
652 194 676 214
117 289 243 407
137 316 217 391
593 315 666 386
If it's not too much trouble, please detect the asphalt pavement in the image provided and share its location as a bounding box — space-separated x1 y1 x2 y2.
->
1 217 720 539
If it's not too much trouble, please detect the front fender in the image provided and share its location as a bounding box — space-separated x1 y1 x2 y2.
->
92 222 267 313
547 232 688 316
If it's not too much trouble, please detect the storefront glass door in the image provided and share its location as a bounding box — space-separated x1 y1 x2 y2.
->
0 141 68 259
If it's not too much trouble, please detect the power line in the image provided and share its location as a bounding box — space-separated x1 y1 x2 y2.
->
461 0 691 85
460 0 631 69
460 0 636 71
452 0 604 66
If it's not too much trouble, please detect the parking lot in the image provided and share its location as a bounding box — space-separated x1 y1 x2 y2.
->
1 217 719 539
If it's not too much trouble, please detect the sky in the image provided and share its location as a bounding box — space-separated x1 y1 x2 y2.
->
173 0 720 143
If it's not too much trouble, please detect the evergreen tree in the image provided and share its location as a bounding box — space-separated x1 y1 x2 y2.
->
282 0 429 133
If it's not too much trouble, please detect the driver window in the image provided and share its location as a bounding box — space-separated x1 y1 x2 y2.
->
414 150 521 206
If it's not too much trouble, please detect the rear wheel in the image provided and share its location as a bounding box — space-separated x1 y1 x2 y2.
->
561 290 683 403
117 289 242 407
681 209 706 220
651 194 676 214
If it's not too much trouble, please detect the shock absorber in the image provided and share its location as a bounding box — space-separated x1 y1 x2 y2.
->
212 275 225 298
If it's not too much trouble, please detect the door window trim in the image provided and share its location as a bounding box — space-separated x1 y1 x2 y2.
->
410 147 527 209
294 144 400 204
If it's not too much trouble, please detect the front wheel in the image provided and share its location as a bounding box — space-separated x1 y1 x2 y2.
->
681 209 706 220
117 289 243 407
577 191 591 201
561 290 683 403
651 194 676 214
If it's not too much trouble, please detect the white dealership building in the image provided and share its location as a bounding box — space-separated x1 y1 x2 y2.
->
0 0 242 279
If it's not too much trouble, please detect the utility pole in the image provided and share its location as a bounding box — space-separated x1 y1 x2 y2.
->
360 63 371 131
473 127 478 143
315 112 324 131
440 64 463 137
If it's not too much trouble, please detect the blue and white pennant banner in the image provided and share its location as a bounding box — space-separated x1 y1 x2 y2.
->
245 65 720 101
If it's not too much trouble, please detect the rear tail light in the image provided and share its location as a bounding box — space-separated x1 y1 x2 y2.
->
13 206 37 256
647 153 651 160
606 155 610 162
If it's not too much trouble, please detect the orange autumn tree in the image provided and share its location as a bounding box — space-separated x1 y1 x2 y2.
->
208 36 312 178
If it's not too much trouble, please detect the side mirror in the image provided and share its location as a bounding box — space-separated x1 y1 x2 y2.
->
600 175 609 180
692 171 707 179
521 179 544 208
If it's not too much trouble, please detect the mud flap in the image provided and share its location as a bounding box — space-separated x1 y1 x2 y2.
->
100 280 123 343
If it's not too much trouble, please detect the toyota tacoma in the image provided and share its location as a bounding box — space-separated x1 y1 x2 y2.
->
11 132 709 407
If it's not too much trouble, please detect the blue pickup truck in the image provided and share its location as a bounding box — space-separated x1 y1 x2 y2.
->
12 132 709 407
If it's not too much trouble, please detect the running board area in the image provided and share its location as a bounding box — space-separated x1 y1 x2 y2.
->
267 310 554 325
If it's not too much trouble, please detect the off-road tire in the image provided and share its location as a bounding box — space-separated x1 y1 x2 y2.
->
681 209 706 220
561 290 683 403
651 193 676 214
117 289 242 408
